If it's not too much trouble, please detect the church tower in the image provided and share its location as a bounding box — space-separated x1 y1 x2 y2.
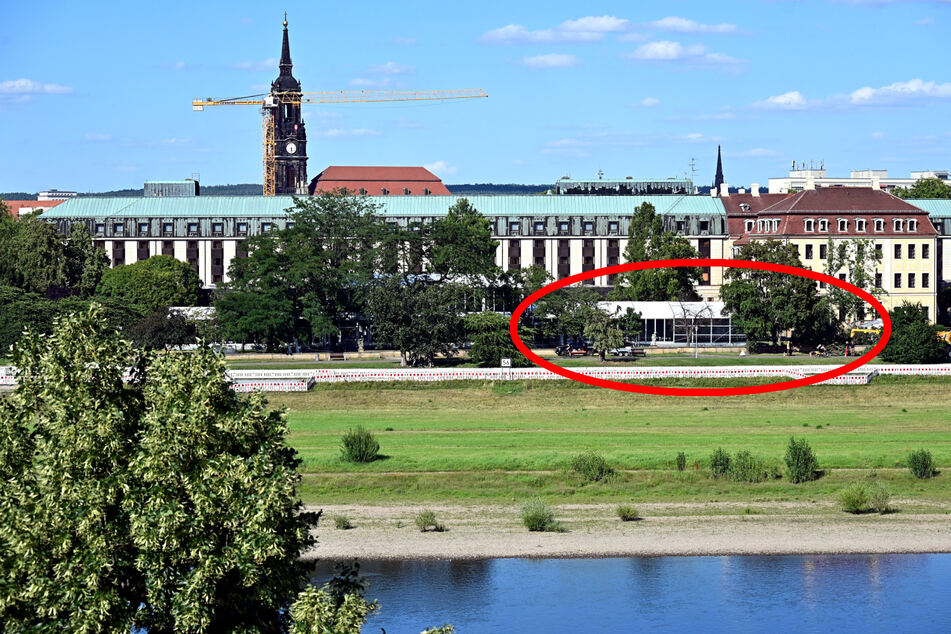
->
712 145 724 196
272 17 307 195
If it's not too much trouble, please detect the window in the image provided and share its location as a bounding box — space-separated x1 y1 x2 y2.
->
772 219 780 232
805 244 814 259
187 222 199 236
138 222 150 235
875 273 882 289
676 220 685 233
236 222 248 236
923 273 930 288
818 219 828 232
359 188 367 195
509 221 521 235
923 244 930 259
894 244 902 259
739 203 751 212
745 220 754 232
424 188 431 196
875 243 883 257
894 219 904 232
894 273 902 288
583 221 594 234
908 273 916 289
534 221 545 235
874 218 884 232
95 223 105 235
261 222 272 232
699 220 709 233
113 223 124 235
163 222 174 235
212 222 223 236
856 219 867 232
804 219 815 232
608 221 619 234
757 220 765 232
838 219 848 232
909 244 916 259
908 219 918 232
819 244 828 259
403 188 411 195
286 222 294 230
558 221 569 234
380 188 389 196
839 273 847 282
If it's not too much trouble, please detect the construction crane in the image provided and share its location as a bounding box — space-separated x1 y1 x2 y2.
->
193 88 487 195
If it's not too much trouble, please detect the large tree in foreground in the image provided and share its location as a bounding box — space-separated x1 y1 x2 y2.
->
720 240 835 347
0 306 317 632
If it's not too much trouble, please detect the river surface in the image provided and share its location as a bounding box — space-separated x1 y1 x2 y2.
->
311 554 951 633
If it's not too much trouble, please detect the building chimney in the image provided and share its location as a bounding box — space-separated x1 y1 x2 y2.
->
751 183 760 197
871 176 881 190
710 188 717 198
720 183 730 197
805 178 815 191
738 188 746 194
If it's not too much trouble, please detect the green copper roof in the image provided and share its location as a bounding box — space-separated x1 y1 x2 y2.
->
907 199 951 217
41 194 727 219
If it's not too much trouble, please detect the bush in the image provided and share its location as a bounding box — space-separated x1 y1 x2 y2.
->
729 451 769 483
880 302 947 364
676 452 687 472
340 426 380 463
784 437 819 483
333 514 353 530
839 483 869 513
568 451 615 483
867 482 891 514
710 447 731 478
414 509 445 532
521 499 565 532
616 505 640 522
908 449 936 479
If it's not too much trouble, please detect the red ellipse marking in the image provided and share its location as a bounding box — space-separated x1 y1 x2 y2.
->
509 258 892 396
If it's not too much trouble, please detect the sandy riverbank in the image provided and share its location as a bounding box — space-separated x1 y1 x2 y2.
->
303 502 951 560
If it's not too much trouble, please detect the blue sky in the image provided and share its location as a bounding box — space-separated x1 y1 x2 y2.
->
1 0 949 193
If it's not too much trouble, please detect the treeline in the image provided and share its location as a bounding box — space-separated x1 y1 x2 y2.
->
445 183 550 195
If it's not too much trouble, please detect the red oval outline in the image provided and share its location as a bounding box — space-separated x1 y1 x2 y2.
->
509 258 892 396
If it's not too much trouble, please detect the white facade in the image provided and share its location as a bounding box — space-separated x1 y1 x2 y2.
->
768 169 949 194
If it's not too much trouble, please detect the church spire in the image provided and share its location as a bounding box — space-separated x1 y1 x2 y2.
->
272 14 301 93
280 13 292 77
712 145 724 195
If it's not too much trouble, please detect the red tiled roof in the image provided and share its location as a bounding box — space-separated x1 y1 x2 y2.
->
309 165 451 195
3 200 64 219
760 187 922 213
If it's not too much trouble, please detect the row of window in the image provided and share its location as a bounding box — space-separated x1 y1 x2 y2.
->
747 217 921 234
94 220 292 238
802 243 930 260
820 272 930 290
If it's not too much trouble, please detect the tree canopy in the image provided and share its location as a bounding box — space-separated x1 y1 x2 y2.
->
823 238 883 324
880 302 948 364
0 306 318 631
97 255 203 312
464 311 533 367
892 178 951 200
608 202 701 301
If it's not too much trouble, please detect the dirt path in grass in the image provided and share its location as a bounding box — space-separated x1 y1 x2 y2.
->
302 502 951 560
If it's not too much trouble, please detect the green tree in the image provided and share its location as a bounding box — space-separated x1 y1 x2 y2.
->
720 239 833 347
0 306 318 631
880 302 948 364
892 177 951 200
609 202 702 301
0 213 70 296
583 308 625 361
367 277 463 366
824 238 883 323
127 308 198 351
215 289 297 350
97 255 203 312
428 198 499 280
535 286 600 343
464 311 533 367
65 222 109 298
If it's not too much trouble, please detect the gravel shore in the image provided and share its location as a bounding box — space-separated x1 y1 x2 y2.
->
303 502 951 560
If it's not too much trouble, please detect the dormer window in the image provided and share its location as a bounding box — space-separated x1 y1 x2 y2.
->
261 222 272 232
403 188 411 195
772 219 780 232
608 221 619 234
381 188 389 196
558 221 570 234
534 221 545 234
745 220 754 232
359 188 367 195
838 219 848 232
874 218 884 232
187 223 199 236
818 219 829 232
138 222 150 236
509 221 521 235
894 219 904 232
424 188 431 196
113 223 124 235
212 222 223 236
95 223 105 235
908 219 918 232
740 203 751 212
804 219 815 232
856 219 867 232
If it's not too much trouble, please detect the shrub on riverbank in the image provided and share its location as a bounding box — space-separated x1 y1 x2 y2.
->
908 449 936 479
568 451 615 482
839 481 891 514
616 505 640 521
333 514 353 530
785 437 819 483
521 499 566 532
710 448 731 478
340 426 380 463
729 451 775 483
676 452 687 471
415 509 445 532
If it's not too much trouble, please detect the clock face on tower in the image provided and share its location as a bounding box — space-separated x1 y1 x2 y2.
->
285 142 297 154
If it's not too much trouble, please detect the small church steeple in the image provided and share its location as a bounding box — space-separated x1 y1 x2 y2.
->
271 14 307 195
712 145 725 196
272 14 301 93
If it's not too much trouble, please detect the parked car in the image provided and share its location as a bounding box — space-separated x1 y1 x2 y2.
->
555 344 591 357
608 346 633 356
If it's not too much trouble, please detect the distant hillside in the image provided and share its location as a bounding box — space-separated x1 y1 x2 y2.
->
447 184 550 196
0 193 37 201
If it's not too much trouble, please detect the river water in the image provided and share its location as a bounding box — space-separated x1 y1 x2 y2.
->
311 554 951 633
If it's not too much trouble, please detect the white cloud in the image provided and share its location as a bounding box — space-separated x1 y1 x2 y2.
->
314 128 381 138
522 53 578 69
83 133 112 141
481 15 628 44
0 78 73 94
638 97 661 107
160 60 189 70
871 131 885 139
849 79 951 105
752 91 808 110
617 32 647 42
626 41 745 69
423 160 458 176
916 17 936 25
649 16 739 34
233 58 277 71
369 61 415 75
